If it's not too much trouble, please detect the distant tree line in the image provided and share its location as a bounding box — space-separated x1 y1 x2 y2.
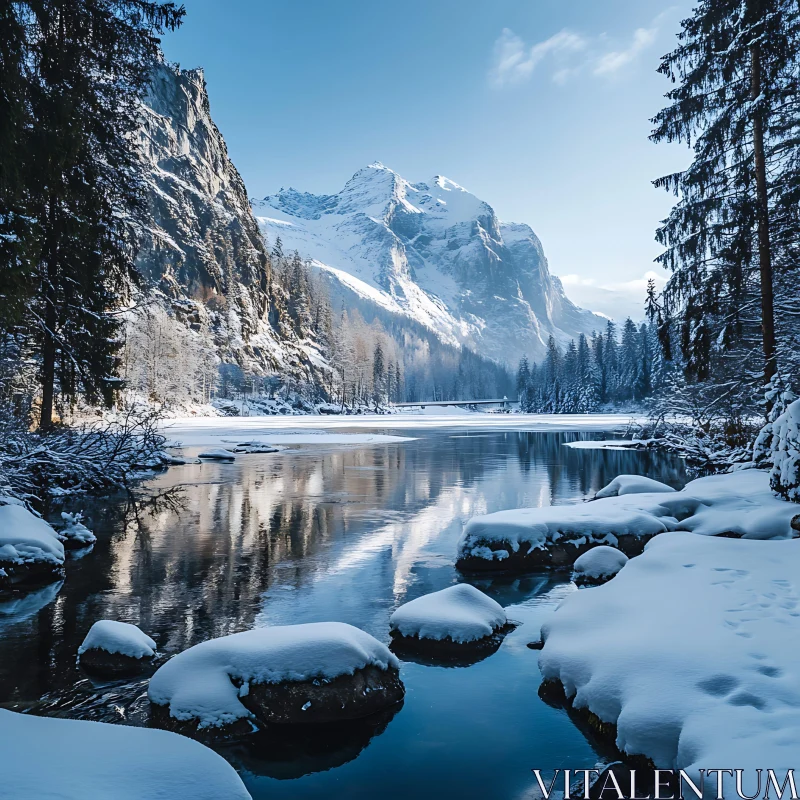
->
516 320 669 413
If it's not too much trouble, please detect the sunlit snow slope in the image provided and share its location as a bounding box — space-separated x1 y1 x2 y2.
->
252 163 605 364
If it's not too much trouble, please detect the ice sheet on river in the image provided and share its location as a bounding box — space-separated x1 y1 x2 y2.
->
540 532 800 777
457 471 798 569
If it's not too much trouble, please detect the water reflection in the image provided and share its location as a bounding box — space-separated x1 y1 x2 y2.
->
0 427 688 798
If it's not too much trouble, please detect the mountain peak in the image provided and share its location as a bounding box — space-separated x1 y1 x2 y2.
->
252 163 605 363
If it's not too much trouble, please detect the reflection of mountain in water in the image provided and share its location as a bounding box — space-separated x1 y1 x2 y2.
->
0 430 688 713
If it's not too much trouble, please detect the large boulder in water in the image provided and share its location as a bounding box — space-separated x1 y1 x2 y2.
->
148 622 404 733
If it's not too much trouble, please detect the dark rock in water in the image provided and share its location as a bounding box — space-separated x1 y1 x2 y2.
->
389 623 516 668
0 561 65 592
150 664 405 737
526 639 544 650
241 664 404 725
219 704 402 780
456 532 654 575
79 648 154 677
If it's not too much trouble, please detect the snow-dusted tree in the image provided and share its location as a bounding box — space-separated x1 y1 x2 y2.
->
8 0 184 427
650 0 800 398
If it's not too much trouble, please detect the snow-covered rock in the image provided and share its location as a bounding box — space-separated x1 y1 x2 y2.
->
539 532 800 776
78 620 157 675
253 162 605 365
148 622 403 730
572 546 628 585
0 709 250 799
0 503 65 588
198 447 236 460
457 470 798 573
595 474 676 499
389 584 506 644
58 511 97 548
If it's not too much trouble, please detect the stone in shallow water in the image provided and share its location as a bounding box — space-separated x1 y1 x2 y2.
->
572 545 628 586
78 620 157 676
148 622 404 734
388 583 513 666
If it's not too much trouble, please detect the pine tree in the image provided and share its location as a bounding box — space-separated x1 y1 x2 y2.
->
619 318 639 402
372 341 385 407
603 321 620 403
650 0 800 392
8 0 184 427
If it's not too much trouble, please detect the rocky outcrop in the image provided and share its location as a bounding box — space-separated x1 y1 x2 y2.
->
134 61 310 378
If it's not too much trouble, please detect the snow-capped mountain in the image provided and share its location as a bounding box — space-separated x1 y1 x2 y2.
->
253 163 604 365
134 61 310 377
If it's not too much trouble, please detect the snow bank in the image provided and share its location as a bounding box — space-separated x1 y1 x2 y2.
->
540 533 800 775
595 474 676 498
198 447 236 460
148 622 399 729
59 511 97 547
0 504 64 568
572 546 628 582
0 709 250 799
389 584 507 643
78 620 156 659
457 470 797 570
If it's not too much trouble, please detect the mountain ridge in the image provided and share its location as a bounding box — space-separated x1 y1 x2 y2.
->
253 163 605 365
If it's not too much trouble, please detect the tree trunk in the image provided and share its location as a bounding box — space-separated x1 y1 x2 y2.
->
39 284 57 430
750 40 777 389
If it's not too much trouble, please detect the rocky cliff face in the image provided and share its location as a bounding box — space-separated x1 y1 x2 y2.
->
134 62 306 377
253 163 604 365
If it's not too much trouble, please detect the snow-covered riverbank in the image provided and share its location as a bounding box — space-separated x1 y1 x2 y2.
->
539 531 800 777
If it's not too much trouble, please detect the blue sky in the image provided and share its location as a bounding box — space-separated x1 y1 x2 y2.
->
161 0 691 319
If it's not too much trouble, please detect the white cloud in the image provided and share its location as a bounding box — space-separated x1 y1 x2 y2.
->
489 14 669 87
556 270 667 322
593 26 658 76
489 28 587 87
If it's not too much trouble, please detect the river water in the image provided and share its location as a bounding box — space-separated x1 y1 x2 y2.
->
0 422 689 799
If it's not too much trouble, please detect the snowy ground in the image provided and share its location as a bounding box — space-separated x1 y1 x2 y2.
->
540 532 800 779
1 709 250 799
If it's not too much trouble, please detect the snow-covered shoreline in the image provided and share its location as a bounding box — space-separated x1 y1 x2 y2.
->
457 470 798 572
539 531 800 776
